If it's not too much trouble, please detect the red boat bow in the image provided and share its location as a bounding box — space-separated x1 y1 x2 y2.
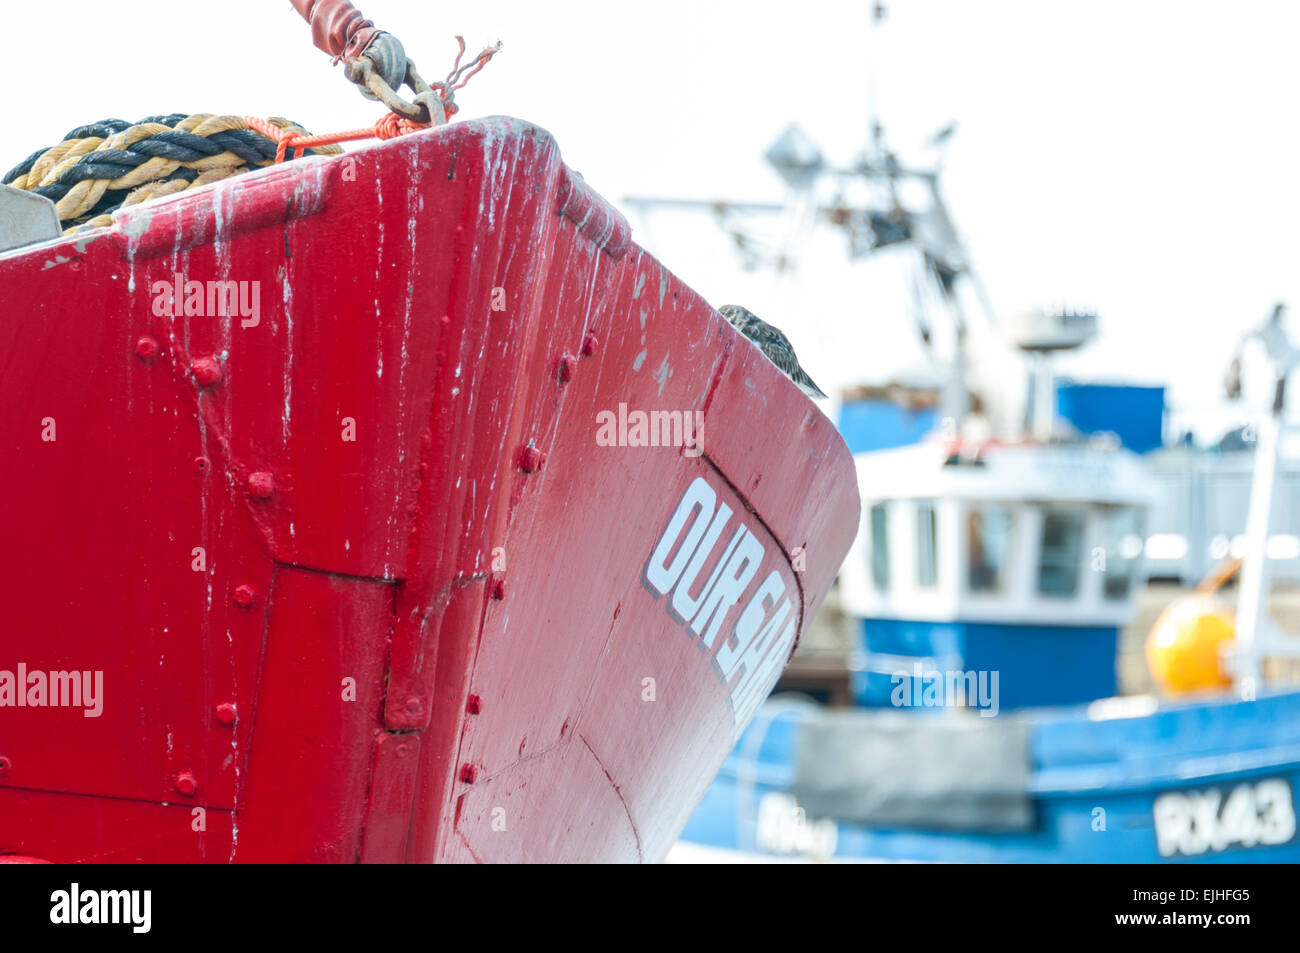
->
0 118 858 862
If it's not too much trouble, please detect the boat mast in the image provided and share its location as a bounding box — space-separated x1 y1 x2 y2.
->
1228 303 1300 695
624 1 988 425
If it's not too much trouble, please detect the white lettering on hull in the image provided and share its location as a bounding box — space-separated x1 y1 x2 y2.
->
644 476 799 727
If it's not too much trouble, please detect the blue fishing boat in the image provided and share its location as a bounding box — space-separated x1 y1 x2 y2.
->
674 306 1300 863
623 19 1300 860
677 689 1300 863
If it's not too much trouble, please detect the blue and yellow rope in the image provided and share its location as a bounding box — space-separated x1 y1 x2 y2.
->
3 114 343 233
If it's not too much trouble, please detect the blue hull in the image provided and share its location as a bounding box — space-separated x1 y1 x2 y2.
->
680 690 1300 862
856 617 1120 710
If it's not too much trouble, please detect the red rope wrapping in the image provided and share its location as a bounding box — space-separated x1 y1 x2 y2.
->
244 114 431 163
289 0 381 61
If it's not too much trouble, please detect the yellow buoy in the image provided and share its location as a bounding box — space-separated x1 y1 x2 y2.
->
1145 596 1235 694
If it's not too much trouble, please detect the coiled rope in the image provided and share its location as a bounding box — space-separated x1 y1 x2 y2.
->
2 114 344 234
2 36 501 235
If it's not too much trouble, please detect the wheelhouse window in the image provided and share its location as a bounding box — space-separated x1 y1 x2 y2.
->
967 505 1013 592
869 503 890 591
1038 509 1085 597
1100 507 1143 600
916 501 938 588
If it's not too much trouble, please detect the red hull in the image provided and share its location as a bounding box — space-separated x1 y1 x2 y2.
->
0 118 858 862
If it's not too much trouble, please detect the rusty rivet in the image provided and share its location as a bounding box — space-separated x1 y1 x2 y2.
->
0 756 11 776
491 578 506 600
135 336 160 362
581 334 598 357
518 444 544 473
172 770 198 796
215 702 237 726
191 357 222 387
556 352 576 384
466 694 483 715
232 585 256 608
193 456 210 476
247 471 274 500
460 763 478 784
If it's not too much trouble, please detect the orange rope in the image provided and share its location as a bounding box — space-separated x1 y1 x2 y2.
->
244 113 429 163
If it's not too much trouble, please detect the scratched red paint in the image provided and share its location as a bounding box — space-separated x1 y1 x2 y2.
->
0 118 859 862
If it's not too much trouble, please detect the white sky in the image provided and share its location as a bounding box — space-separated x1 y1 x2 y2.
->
11 0 1299 441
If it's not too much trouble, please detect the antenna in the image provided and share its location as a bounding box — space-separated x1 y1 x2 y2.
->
866 2 886 156
621 0 1002 426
